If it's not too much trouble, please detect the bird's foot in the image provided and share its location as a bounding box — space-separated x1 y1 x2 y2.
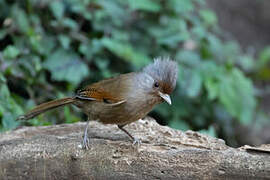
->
132 137 142 147
82 135 90 150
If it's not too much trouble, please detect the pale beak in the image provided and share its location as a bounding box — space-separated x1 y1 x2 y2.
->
158 91 171 105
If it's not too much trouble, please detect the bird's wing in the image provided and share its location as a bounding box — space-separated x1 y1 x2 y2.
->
75 73 135 105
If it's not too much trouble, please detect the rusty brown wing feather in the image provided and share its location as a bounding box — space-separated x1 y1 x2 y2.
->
75 73 135 104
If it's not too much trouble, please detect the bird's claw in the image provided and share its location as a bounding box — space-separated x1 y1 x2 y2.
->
132 137 142 147
82 135 90 150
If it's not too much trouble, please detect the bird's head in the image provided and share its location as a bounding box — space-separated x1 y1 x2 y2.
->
141 58 178 105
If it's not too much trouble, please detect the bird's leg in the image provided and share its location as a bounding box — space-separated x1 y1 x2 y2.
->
82 119 90 150
117 124 141 146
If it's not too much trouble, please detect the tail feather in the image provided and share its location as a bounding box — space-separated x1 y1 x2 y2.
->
17 97 75 121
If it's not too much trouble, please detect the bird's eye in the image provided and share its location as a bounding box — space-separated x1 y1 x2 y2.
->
154 82 159 88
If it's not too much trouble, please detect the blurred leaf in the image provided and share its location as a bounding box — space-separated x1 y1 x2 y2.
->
79 39 103 59
223 41 240 58
257 46 270 69
0 84 10 99
201 61 222 100
102 38 151 67
207 35 223 61
58 35 71 49
64 106 80 123
188 71 202 98
150 19 189 47
97 0 126 26
0 29 7 40
3 45 20 59
181 69 202 98
128 0 161 12
177 50 200 67
0 84 23 130
2 113 19 130
0 72 6 83
18 55 42 77
158 33 188 47
237 55 254 72
191 26 207 39
95 58 112 78
69 0 92 20
205 78 219 100
220 77 239 117
29 35 44 54
219 68 256 125
168 0 193 14
44 49 89 84
50 1 65 19
62 18 78 30
13 7 30 34
199 10 217 26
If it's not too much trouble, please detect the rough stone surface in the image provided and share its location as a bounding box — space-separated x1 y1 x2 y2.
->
0 117 270 180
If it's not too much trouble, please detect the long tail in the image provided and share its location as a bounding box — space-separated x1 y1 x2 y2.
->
17 97 76 121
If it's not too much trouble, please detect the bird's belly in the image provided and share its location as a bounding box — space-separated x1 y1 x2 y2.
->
74 100 157 125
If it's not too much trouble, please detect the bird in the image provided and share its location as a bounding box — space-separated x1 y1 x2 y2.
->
17 58 178 149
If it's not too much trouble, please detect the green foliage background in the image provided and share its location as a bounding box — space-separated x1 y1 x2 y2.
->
0 0 269 146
